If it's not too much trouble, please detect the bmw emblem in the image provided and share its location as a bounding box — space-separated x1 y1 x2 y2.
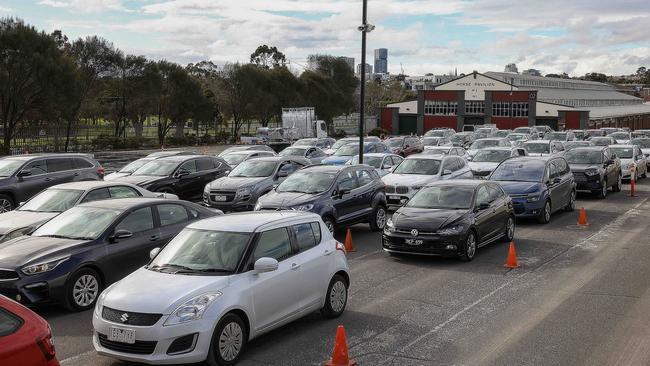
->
411 229 419 237
120 313 129 323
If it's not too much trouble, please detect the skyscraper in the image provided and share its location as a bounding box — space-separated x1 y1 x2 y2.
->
374 48 388 74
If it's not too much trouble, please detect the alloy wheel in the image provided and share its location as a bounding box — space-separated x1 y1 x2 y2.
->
602 183 607 198
218 322 243 362
544 202 551 222
466 232 476 259
0 199 12 213
329 281 347 313
376 207 387 229
325 220 335 234
506 217 515 240
73 274 99 307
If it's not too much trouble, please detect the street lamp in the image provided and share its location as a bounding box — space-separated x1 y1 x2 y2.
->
357 0 374 164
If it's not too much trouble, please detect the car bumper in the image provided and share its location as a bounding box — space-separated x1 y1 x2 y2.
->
510 198 545 218
382 232 464 256
203 192 256 212
0 272 68 305
92 312 216 365
385 192 416 210
621 170 633 179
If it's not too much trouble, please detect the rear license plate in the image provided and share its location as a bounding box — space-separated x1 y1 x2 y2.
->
388 195 400 200
108 327 136 344
213 195 227 202
405 239 423 245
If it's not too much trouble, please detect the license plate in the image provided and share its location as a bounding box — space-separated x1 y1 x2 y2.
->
213 195 227 202
405 239 423 245
108 327 136 344
388 195 400 200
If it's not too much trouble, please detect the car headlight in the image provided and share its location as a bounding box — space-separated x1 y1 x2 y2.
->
436 225 462 235
526 194 541 202
204 184 211 193
584 168 599 176
254 202 262 211
21 256 70 276
235 187 252 198
385 218 395 233
163 292 222 326
2 226 34 242
292 204 314 211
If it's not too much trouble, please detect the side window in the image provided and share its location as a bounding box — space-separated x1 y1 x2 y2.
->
279 162 299 175
0 307 23 337
81 188 111 203
26 159 47 176
406 138 419 146
357 170 374 186
178 160 197 174
47 158 74 172
73 158 94 169
559 159 570 175
475 186 490 206
196 158 215 171
311 222 322 244
157 204 189 226
487 184 504 203
549 161 561 179
253 228 292 262
457 158 466 170
293 223 317 252
115 207 154 234
337 170 359 191
109 186 141 198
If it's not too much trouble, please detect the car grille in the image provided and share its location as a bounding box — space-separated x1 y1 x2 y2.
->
573 172 588 182
385 185 396 193
472 170 491 177
97 333 157 355
209 190 236 203
396 186 409 194
394 228 438 236
102 307 162 326
509 194 528 199
0 269 19 281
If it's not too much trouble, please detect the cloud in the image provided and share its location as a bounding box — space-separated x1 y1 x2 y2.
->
38 0 128 12
0 6 12 12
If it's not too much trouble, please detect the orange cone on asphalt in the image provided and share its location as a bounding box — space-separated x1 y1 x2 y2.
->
504 241 520 269
577 207 589 226
344 228 355 252
325 325 357 366
630 167 636 197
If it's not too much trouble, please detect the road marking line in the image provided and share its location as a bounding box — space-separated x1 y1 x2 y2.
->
60 350 95 364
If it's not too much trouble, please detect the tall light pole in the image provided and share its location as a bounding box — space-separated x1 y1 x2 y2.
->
357 1 374 164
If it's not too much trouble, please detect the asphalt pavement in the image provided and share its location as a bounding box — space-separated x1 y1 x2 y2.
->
45 175 650 366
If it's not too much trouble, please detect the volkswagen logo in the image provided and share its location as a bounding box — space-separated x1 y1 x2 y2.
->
120 313 129 323
411 229 419 237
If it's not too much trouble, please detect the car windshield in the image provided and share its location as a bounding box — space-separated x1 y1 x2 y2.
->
493 131 510 137
491 160 546 182
473 150 511 163
0 159 24 178
334 145 360 156
535 126 547 132
610 147 634 159
149 229 250 273
331 139 354 150
386 139 403 147
279 148 306 157
564 142 590 150
524 143 550 154
133 160 178 176
564 150 603 164
514 127 531 134
450 135 465 143
19 189 83 212
470 140 500 149
424 148 450 155
230 161 277 178
276 171 336 194
506 134 525 141
586 130 603 137
610 132 630 140
350 156 382 168
32 206 120 240
426 130 447 137
118 158 152 173
407 185 474 209
222 154 248 166
631 139 650 148
590 137 611 146
293 139 316 146
422 137 442 146
393 159 441 175
547 132 567 141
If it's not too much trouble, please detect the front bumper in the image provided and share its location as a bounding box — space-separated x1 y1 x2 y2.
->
382 232 464 256
93 311 216 365
0 271 68 306
509 197 545 218
203 191 256 212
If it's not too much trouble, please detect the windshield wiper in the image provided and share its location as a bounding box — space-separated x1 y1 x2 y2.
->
37 234 79 239
192 268 233 273
149 263 196 272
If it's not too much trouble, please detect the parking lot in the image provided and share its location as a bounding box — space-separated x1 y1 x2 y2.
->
45 178 650 366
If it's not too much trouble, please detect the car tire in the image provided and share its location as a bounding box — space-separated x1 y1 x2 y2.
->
537 200 551 224
65 268 102 312
612 173 622 192
321 274 348 318
642 169 647 179
564 190 576 212
0 194 15 213
323 216 336 234
459 230 477 262
369 205 387 232
597 180 607 199
504 215 515 242
206 313 247 366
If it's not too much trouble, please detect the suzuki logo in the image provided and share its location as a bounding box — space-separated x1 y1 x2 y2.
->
120 313 129 323
411 229 419 237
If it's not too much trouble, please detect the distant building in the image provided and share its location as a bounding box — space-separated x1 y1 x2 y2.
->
374 48 388 74
522 69 542 77
504 63 519 73
403 75 456 91
356 63 373 78
339 57 355 72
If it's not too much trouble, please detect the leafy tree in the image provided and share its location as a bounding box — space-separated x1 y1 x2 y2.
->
545 72 570 79
250 45 286 69
583 72 608 83
213 63 259 141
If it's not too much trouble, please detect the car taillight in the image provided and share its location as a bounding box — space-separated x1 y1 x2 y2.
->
97 166 105 177
336 241 346 253
36 326 56 361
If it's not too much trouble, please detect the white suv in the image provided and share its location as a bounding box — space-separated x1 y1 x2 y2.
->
92 211 350 365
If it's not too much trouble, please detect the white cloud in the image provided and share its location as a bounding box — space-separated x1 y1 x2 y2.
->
39 0 127 12
0 6 12 12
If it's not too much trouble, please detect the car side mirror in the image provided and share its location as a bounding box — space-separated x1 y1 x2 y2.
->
175 170 190 178
477 202 490 211
383 164 392 170
442 169 452 176
553 177 562 184
467 156 473 161
254 257 278 273
149 247 161 259
17 169 31 177
110 229 133 243
277 170 288 178
338 188 351 198
605 159 615 166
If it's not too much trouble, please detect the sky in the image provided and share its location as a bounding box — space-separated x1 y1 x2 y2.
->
1 0 649 77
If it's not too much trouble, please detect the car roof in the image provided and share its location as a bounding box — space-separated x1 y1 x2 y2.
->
479 147 514 151
302 164 350 173
426 179 485 188
1 153 94 161
222 150 263 155
76 197 171 210
524 140 551 143
155 154 208 162
569 146 605 151
610 144 634 148
405 153 445 160
505 156 551 163
475 138 505 141
189 211 320 232
359 153 395 157
47 181 139 190
244 156 299 163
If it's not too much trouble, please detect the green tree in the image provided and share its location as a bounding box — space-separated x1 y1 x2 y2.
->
250 45 286 69
584 72 608 83
213 63 259 141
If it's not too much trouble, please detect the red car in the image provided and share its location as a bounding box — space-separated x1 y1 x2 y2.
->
0 295 59 366
386 136 423 157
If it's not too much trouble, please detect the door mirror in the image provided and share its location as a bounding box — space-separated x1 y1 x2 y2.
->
605 159 615 166
466 156 473 161
149 247 161 259
254 257 278 273
110 229 133 243
382 164 392 170
277 170 288 178
553 177 562 184
338 188 351 198
442 169 452 176
17 169 31 177
477 202 490 211
175 170 190 178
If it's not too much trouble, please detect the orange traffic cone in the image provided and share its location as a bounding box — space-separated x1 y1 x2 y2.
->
344 228 355 252
630 167 636 197
577 207 589 226
504 241 519 269
325 326 357 366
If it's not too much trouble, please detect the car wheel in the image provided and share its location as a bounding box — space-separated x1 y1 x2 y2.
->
597 180 607 199
369 205 387 232
323 217 336 234
612 173 622 192
564 190 576 212
0 194 14 213
642 167 647 179
505 215 515 242
65 268 102 312
207 313 247 366
321 274 348 318
459 230 477 261
537 200 551 224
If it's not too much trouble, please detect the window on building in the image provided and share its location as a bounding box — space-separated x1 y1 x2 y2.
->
492 102 510 117
512 102 529 117
465 101 484 115
424 100 458 116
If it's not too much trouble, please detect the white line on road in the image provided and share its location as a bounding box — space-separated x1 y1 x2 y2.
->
60 350 95 365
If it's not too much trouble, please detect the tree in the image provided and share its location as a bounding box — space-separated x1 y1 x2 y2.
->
362 80 415 116
584 72 608 83
250 45 286 69
545 73 569 79
637 67 647 77
213 63 259 141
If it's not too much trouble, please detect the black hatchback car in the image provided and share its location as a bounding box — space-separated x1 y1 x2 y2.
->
255 165 387 233
382 180 515 261
0 153 104 212
114 155 230 201
0 198 218 311
564 146 622 198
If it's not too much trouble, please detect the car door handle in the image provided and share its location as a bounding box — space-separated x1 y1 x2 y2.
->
324 249 333 256
290 263 301 270
149 235 159 241
44 177 52 182
73 172 79 176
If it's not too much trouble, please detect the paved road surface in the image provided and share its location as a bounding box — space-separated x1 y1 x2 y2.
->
44 179 650 366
